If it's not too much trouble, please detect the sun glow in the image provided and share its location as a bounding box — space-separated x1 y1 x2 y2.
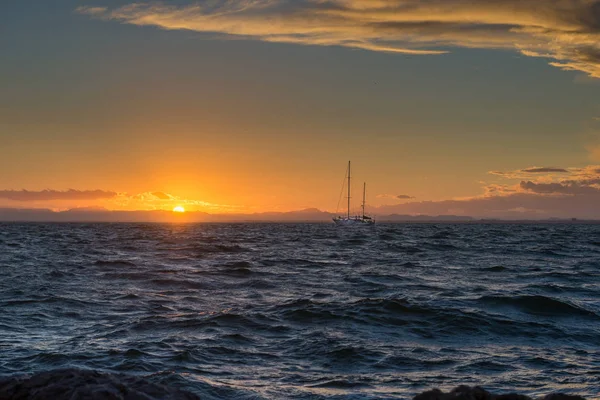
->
173 206 185 213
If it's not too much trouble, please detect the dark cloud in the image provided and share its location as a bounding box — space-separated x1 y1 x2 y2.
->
0 189 117 202
491 167 569 177
520 180 600 195
521 167 568 173
377 194 415 200
376 191 600 219
564 178 600 185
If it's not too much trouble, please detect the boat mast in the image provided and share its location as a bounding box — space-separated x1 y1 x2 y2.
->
362 182 366 219
347 161 351 219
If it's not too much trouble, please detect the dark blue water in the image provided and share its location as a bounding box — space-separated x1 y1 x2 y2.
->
1 223 599 399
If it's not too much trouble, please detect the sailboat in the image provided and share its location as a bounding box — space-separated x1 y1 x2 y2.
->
333 161 375 225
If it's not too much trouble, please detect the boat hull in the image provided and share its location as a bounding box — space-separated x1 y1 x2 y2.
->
333 217 375 226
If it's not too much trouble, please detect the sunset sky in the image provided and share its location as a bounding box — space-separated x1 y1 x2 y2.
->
2 0 600 218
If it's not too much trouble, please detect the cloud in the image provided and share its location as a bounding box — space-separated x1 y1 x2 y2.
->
110 191 243 212
78 0 600 78
519 180 600 195
490 166 570 179
79 6 107 15
488 164 600 195
376 191 600 219
378 193 415 200
521 167 569 173
0 189 242 213
483 183 516 196
0 189 117 202
151 191 173 200
374 163 600 218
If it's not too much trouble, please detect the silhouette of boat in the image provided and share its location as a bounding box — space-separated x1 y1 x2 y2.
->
333 161 375 225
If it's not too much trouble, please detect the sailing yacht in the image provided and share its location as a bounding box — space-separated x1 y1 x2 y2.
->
333 161 375 225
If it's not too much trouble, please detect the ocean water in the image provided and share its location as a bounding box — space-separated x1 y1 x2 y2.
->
0 222 599 399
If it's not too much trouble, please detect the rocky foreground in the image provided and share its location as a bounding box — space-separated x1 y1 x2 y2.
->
0 369 199 400
0 369 588 399
413 386 586 400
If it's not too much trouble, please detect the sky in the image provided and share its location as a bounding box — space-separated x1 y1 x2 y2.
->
1 0 600 218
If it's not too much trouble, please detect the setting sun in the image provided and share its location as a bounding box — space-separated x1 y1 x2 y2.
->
173 206 185 213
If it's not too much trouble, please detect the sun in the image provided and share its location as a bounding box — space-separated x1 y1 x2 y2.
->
173 206 185 213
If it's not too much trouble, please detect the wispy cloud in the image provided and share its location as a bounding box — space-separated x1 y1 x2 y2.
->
521 167 569 173
490 166 571 179
78 0 600 78
378 193 415 200
0 189 117 201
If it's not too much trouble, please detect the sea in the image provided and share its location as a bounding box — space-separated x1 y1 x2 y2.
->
1 222 599 399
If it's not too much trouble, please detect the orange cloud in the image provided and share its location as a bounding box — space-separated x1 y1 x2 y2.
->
78 0 600 78
0 189 242 213
488 164 600 194
375 163 600 217
0 189 117 201
109 192 243 212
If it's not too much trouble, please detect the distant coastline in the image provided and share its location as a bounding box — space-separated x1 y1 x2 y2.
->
0 207 597 223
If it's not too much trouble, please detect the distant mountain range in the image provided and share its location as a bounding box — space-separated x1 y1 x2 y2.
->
0 207 594 223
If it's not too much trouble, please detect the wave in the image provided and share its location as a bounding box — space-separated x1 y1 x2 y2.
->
102 272 149 281
309 378 372 389
385 244 424 254
429 230 455 239
47 269 71 278
378 233 399 241
115 293 140 300
94 260 137 267
479 295 598 318
149 278 213 290
159 244 249 256
2 296 94 308
273 297 442 329
323 345 382 367
213 261 257 277
481 265 507 272
377 355 456 370
353 297 438 316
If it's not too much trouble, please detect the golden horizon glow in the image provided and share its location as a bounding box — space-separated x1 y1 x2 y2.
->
173 206 185 213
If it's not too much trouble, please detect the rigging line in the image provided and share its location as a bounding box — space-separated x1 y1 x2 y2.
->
335 163 349 215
